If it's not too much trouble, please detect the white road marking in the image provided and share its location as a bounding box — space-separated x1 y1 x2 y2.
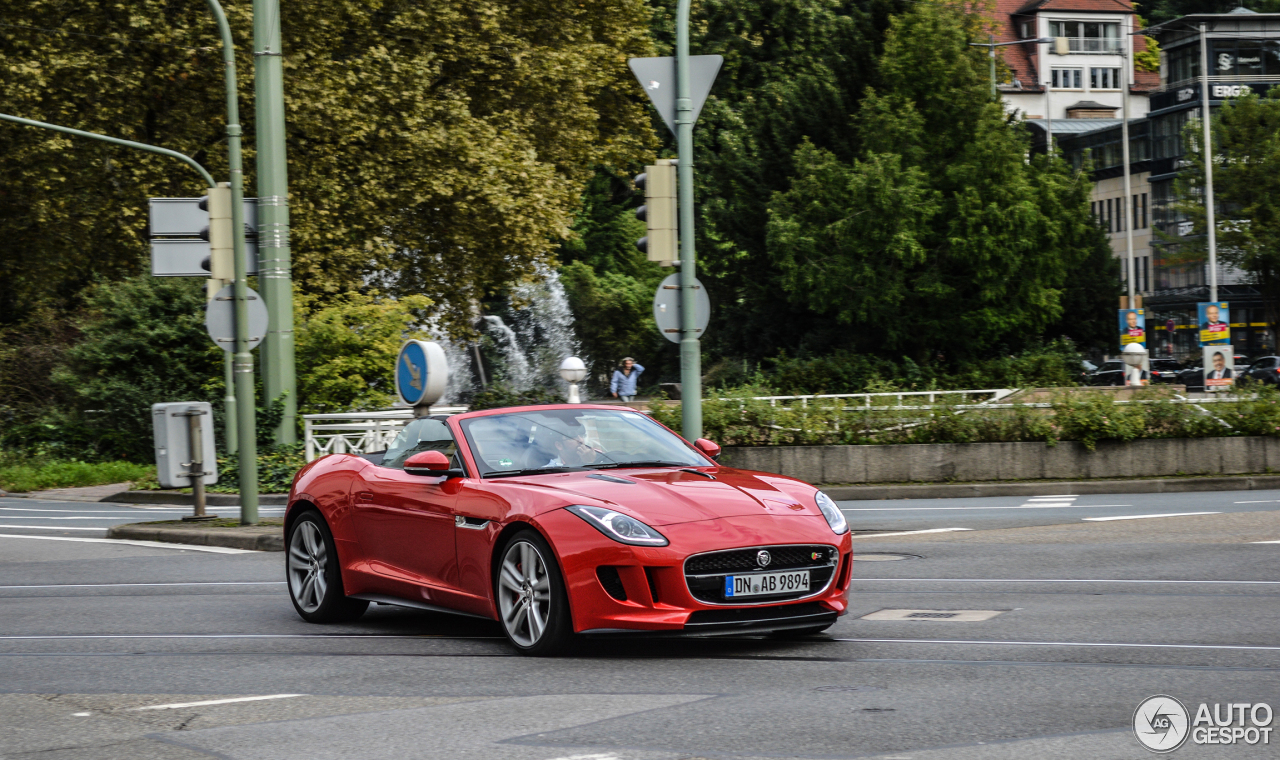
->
1082 512 1220 521
841 504 1132 511
0 516 149 520
0 507 187 514
0 534 253 553
851 578 1280 585
0 582 284 589
0 524 111 531
72 712 91 717
131 694 305 711
0 633 503 640
853 528 973 538
1027 495 1078 499
1235 500 1280 504
834 637 1280 652
1252 540 1280 544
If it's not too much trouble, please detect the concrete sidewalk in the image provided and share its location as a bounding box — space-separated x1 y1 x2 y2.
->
107 519 284 551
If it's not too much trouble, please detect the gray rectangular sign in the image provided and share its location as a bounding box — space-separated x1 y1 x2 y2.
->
149 197 258 237
151 238 259 277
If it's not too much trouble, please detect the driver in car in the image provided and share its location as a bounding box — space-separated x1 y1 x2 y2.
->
542 423 603 468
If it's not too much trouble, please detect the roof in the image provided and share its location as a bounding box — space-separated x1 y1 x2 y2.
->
1065 100 1118 110
993 0 1159 94
1023 118 1124 134
1146 10 1280 34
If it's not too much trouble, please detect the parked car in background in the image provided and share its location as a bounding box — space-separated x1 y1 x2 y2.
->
1243 356 1280 386
1090 360 1126 386
1149 359 1183 384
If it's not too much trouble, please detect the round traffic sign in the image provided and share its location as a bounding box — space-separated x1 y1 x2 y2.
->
205 284 269 352
653 274 710 344
395 340 448 407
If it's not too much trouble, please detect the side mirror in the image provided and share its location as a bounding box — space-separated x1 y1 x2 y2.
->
694 438 722 461
405 450 452 476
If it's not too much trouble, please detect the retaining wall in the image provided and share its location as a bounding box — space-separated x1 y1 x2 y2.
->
720 437 1280 485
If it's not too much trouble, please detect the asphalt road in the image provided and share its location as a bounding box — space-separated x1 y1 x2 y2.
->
0 497 287 538
838 487 1280 533
1 493 1278 759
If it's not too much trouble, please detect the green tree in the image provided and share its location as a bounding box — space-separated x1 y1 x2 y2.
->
1175 91 1280 332
765 2 1107 363
0 0 655 332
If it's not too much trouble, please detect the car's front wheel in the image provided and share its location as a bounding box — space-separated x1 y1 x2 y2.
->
287 510 368 623
495 530 572 656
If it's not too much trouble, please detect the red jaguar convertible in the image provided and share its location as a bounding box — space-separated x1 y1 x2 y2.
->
285 404 853 654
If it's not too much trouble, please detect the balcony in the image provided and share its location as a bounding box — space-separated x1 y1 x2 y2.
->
1059 37 1123 54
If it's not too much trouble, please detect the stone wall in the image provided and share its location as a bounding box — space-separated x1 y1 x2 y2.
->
720 437 1280 485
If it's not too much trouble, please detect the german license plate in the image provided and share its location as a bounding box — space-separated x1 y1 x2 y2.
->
724 570 809 598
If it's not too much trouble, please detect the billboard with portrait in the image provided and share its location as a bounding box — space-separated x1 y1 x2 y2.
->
1203 346 1235 392
1118 309 1146 347
1198 302 1230 346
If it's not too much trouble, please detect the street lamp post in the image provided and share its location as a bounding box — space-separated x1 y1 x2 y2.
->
969 36 1056 102
1121 17 1136 304
676 0 702 441
1199 21 1220 303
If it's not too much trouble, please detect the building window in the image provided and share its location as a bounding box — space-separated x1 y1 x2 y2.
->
1052 68 1083 89
1090 67 1121 90
1021 21 1030 38
1049 21 1121 53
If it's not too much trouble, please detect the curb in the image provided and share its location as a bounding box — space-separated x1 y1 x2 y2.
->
823 474 1280 501
107 523 284 551
103 491 289 506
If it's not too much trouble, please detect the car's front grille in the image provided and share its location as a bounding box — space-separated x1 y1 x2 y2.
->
683 544 837 605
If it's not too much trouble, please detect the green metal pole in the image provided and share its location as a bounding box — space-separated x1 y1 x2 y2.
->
0 113 214 187
253 0 297 445
205 0 259 524
223 351 238 455
676 0 702 442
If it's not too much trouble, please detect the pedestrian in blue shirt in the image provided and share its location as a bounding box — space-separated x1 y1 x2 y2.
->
610 357 644 402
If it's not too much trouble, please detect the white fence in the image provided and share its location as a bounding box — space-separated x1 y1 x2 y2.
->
732 389 1019 408
302 407 467 462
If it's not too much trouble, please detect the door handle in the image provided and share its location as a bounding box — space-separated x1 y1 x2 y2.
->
356 492 375 503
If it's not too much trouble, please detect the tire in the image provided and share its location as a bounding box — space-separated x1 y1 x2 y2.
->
494 530 573 656
770 624 835 639
287 510 369 623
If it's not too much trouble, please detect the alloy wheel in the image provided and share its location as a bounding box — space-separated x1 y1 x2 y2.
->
497 540 552 647
288 520 328 613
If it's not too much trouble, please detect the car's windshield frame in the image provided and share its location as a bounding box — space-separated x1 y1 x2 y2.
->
457 408 713 479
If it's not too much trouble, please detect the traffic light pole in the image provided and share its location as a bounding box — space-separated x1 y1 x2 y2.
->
206 0 260 524
0 113 215 188
675 0 702 441
253 0 297 445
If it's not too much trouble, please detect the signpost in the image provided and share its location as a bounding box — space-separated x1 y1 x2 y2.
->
151 402 218 521
653 274 710 344
206 284 270 351
630 6 722 441
395 340 449 417
148 197 258 277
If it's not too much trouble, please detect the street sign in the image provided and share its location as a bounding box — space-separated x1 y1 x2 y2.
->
149 197 257 237
627 55 724 137
151 238 259 277
205 284 269 352
151 402 217 489
395 340 449 407
653 273 710 344
149 197 258 277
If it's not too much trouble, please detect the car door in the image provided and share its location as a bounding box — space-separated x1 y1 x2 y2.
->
350 418 461 589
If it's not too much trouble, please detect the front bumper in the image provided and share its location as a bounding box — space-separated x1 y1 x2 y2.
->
538 510 852 635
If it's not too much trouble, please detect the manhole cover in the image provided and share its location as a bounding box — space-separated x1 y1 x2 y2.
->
812 685 884 693
860 609 1008 622
853 553 920 562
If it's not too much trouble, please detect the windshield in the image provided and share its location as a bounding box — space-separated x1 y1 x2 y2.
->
459 409 710 477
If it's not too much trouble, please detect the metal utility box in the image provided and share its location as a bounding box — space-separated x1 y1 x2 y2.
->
152 402 218 489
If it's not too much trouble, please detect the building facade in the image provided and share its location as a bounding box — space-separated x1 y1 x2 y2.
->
1057 9 1280 360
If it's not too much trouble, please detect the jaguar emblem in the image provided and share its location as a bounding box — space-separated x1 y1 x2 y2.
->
757 550 772 567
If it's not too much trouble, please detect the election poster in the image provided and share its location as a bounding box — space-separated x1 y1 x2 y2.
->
1198 302 1230 346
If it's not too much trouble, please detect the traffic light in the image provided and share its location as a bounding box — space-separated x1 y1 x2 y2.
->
635 159 677 264
198 184 234 299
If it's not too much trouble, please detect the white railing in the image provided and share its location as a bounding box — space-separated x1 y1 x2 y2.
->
303 407 467 462
1065 37 1123 54
729 389 1019 408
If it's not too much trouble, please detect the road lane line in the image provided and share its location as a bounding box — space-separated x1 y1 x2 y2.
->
1252 540 1280 544
0 507 187 514
0 524 110 531
0 582 285 589
834 637 1280 652
132 694 305 711
1235 500 1280 504
0 633 503 640
850 578 1280 584
841 505 1132 511
0 534 252 553
1082 512 1220 521
853 528 973 537
0 516 153 520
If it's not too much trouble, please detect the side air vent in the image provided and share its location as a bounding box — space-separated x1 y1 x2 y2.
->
596 566 627 601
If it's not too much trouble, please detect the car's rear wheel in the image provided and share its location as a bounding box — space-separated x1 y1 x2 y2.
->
495 530 572 656
287 510 368 623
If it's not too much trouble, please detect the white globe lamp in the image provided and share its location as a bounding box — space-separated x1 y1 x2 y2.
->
559 356 587 403
1121 342 1148 387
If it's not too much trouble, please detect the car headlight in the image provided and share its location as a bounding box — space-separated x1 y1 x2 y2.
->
566 505 669 546
815 491 849 535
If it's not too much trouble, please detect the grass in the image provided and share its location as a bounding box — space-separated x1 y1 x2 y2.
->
0 457 154 493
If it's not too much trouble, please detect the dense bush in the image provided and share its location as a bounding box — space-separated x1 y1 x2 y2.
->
0 454 153 493
652 387 1280 451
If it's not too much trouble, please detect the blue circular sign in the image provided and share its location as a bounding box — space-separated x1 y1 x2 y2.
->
396 341 431 405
